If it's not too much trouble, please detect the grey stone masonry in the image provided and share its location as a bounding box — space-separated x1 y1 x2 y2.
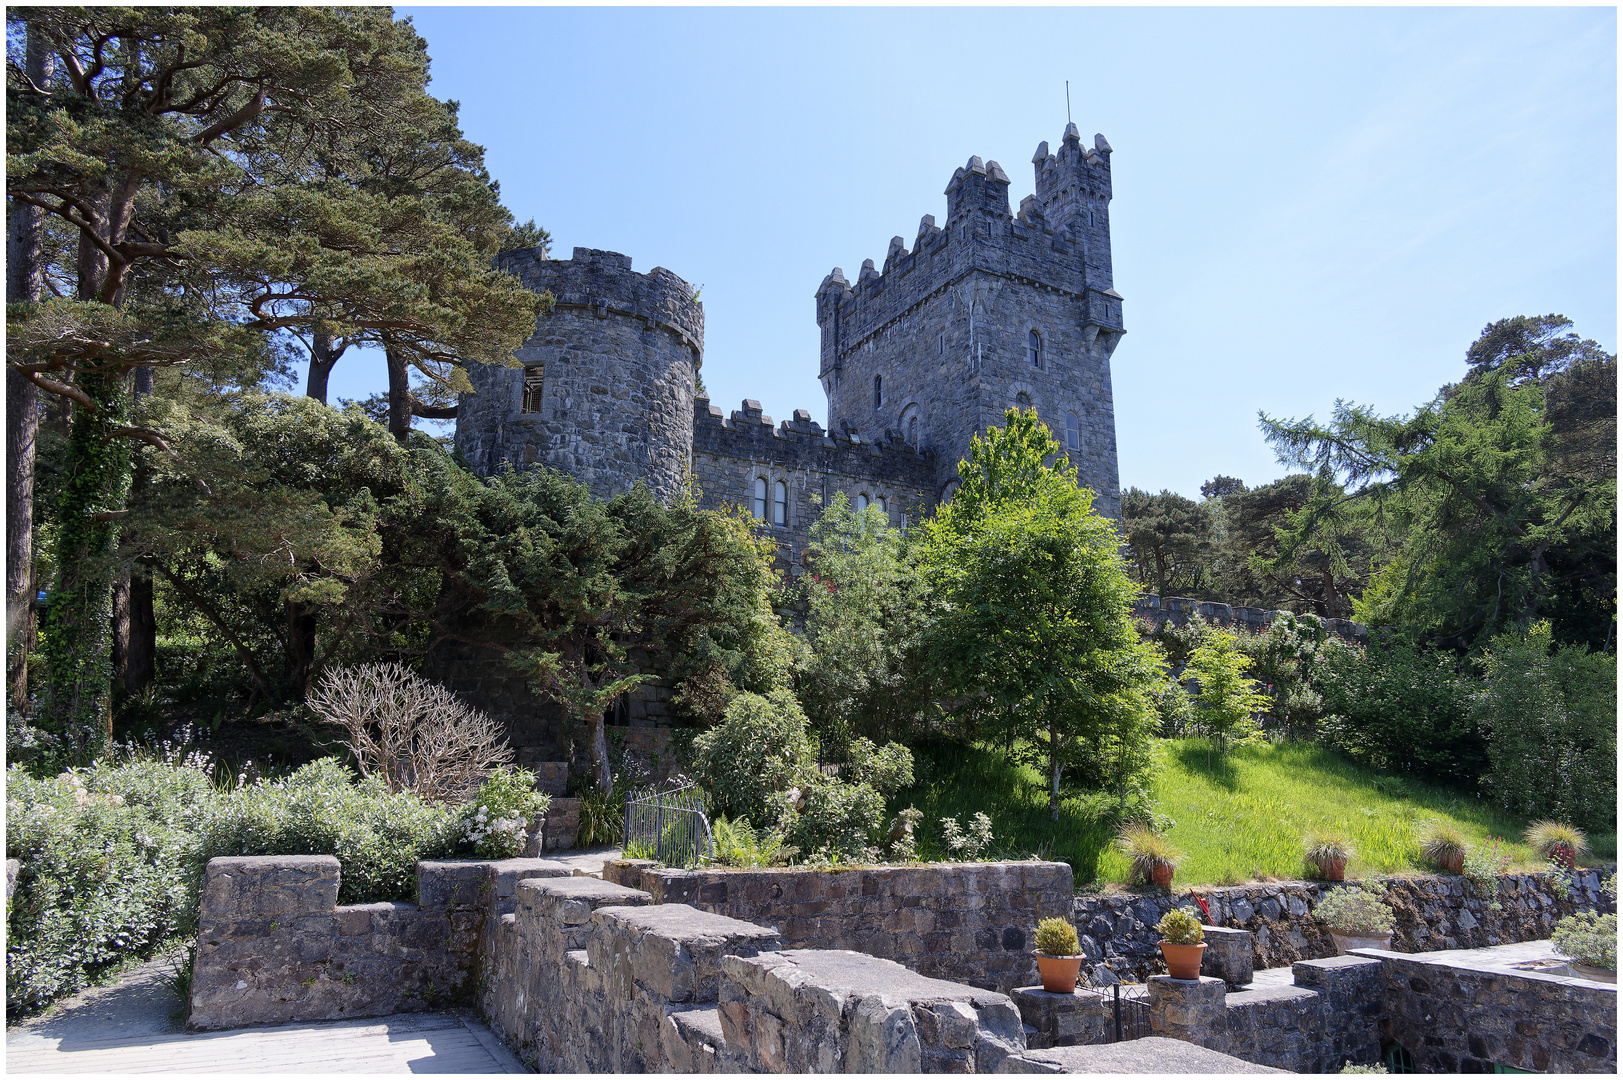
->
629 861 1077 993
1001 1036 1286 1074
817 124 1123 513
457 247 702 503
1135 594 1366 644
1010 985 1115 1050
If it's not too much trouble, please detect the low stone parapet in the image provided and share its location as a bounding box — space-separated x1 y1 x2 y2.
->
1010 985 1113 1049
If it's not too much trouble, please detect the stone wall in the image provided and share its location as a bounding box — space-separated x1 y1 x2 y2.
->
1133 594 1366 642
610 861 1076 993
1374 947 1617 1072
1073 869 1614 985
187 854 569 1030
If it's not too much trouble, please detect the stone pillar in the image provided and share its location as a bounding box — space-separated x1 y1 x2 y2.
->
1146 974 1227 1046
1200 925 1255 986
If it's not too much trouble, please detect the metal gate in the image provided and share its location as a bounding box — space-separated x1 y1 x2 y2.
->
623 782 713 868
1109 982 1153 1042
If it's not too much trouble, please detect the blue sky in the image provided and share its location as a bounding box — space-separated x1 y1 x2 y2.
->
315 6 1616 500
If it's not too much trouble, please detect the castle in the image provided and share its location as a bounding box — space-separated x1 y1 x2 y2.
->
440 124 1125 758
455 123 1125 566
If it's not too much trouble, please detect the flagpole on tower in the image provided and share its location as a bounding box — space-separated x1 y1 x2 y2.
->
1066 80 1072 125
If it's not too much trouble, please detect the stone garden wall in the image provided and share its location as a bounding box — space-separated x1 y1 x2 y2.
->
1073 869 1614 985
606 861 1076 993
188 854 570 1030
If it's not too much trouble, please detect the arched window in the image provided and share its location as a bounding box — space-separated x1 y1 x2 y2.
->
1066 412 1081 451
856 493 869 511
1028 330 1042 369
752 477 768 521
907 415 918 448
873 375 883 409
877 496 888 515
773 480 788 526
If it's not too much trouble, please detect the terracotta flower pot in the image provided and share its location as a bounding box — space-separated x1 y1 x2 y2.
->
1312 856 1347 882
1159 941 1206 980
1150 862 1175 889
1439 851 1465 875
1329 930 1392 955
1034 952 1083 993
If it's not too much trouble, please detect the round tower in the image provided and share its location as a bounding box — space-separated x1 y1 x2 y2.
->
456 247 703 503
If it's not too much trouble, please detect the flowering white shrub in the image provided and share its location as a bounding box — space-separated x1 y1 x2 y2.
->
460 767 551 859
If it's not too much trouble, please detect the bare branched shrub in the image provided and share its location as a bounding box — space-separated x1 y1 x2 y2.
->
307 663 512 803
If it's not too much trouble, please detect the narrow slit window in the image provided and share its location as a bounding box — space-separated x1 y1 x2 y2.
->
1028 330 1043 369
873 375 883 409
753 477 768 521
773 481 788 526
521 367 544 413
1066 412 1081 451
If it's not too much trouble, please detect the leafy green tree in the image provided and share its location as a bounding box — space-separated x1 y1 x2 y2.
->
921 409 1161 818
1184 628 1270 758
1473 621 1615 830
1261 318 1615 650
1120 487 1215 597
793 493 934 752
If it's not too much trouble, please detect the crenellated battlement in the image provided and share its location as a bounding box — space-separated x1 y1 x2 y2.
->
496 246 705 359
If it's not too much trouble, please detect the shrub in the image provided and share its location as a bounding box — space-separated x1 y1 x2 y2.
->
1339 1064 1386 1074
1523 821 1589 868
459 768 550 859
1155 908 1205 945
1474 622 1615 830
193 758 461 904
1118 824 1182 885
1551 911 1617 971
1416 820 1469 870
939 812 996 861
1317 635 1482 786
6 758 215 1016
307 662 512 803
1035 917 1081 956
711 818 791 868
1313 885 1395 935
1462 835 1512 895
780 777 887 863
1185 629 1270 756
690 689 817 825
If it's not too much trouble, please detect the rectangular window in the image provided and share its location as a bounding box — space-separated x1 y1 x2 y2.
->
521 367 544 413
937 333 945 355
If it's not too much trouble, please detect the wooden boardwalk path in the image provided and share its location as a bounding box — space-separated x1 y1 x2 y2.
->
7 1012 529 1074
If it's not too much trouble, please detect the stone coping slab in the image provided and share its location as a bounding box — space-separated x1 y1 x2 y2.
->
1351 941 1619 992
1005 1036 1287 1073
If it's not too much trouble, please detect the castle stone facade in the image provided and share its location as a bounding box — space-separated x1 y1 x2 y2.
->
448 125 1125 755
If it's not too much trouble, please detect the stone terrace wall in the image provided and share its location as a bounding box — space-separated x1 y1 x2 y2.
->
1133 595 1365 642
611 861 1076 994
1075 869 1614 985
188 855 569 1030
483 875 1030 1073
1374 947 1616 1073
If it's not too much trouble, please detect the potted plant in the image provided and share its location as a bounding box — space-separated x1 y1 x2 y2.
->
1551 911 1617 983
1032 917 1084 993
1304 832 1353 882
1313 885 1396 954
1417 820 1469 875
1155 908 1206 979
1118 823 1182 889
1524 821 1589 871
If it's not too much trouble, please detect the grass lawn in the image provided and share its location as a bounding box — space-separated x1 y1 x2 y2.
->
891 737 1616 889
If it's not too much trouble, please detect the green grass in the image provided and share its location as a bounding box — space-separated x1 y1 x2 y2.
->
892 737 1616 889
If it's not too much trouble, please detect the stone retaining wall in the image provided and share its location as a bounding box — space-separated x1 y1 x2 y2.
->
188 854 569 1030
608 861 1075 993
1074 868 1614 985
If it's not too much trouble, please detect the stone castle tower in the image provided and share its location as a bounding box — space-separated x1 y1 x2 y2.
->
816 122 1124 515
454 247 704 504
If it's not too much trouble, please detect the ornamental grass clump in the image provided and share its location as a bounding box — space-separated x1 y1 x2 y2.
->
1552 911 1617 971
1524 821 1589 869
1416 819 1469 873
1304 832 1354 878
1118 823 1182 886
1155 907 1205 945
1035 917 1081 957
1312 885 1395 935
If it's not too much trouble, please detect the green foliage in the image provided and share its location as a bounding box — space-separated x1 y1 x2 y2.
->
938 812 996 861
1185 629 1271 757
1155 907 1205 944
194 758 460 904
1474 622 1615 829
1121 487 1215 597
710 818 791 868
1339 1063 1387 1074
1235 613 1337 740
1462 836 1513 895
5 757 214 1016
691 689 818 825
459 768 550 860
1034 917 1081 956
1313 885 1395 935
1304 831 1354 877
921 409 1161 819
794 492 935 750
1551 911 1616 970
1117 823 1182 885
1316 634 1482 786
575 775 633 848
621 839 656 861
781 779 888 863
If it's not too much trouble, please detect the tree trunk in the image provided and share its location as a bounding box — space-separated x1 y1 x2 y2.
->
285 602 318 698
1048 715 1062 821
6 31 53 710
305 328 339 403
385 343 412 444
125 566 155 694
588 713 612 792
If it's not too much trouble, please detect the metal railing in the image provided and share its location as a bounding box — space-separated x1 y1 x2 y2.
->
623 781 713 869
